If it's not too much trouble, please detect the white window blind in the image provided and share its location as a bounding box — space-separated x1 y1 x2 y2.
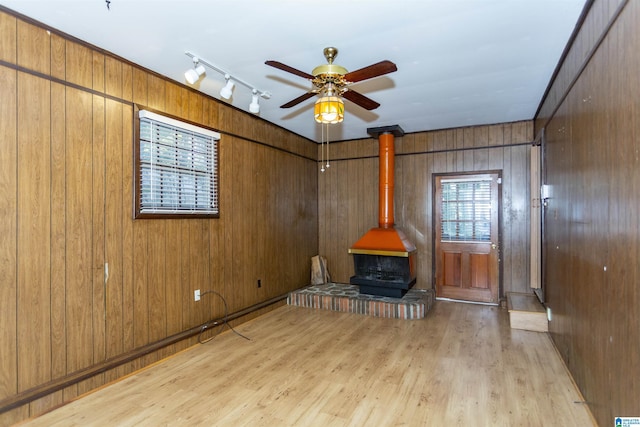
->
138 110 219 216
440 178 492 242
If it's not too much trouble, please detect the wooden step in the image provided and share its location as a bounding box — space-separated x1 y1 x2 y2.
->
507 292 548 332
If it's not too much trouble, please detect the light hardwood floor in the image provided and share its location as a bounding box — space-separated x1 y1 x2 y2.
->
19 301 595 426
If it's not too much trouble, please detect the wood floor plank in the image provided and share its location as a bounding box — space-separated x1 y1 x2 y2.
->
20 302 595 426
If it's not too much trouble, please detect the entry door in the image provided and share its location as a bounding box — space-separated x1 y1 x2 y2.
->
434 173 500 303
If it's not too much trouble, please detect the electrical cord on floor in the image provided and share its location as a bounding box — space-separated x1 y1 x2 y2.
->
197 290 251 344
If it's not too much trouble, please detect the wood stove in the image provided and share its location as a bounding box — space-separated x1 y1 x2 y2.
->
351 252 416 298
348 125 417 298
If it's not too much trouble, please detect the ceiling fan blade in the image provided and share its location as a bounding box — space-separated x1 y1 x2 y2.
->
342 89 380 110
344 60 397 83
280 92 317 108
265 60 315 80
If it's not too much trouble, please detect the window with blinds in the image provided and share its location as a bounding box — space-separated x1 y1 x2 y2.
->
440 179 491 242
135 110 220 218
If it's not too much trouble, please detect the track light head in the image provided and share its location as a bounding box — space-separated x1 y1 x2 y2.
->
185 58 206 84
249 91 260 114
220 75 235 99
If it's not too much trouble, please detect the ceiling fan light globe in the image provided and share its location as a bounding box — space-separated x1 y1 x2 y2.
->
314 96 344 124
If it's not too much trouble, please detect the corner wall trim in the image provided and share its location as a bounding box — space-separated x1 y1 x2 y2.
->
535 0 629 133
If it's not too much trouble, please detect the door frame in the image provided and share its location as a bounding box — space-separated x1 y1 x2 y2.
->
538 129 547 304
432 170 503 302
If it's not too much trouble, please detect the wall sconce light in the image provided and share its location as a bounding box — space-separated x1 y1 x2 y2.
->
184 57 206 85
185 51 270 115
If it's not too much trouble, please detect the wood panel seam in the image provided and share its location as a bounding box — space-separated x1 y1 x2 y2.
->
0 60 317 162
322 140 533 163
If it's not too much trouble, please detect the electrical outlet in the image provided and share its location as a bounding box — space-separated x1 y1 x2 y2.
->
194 289 200 301
257 279 262 288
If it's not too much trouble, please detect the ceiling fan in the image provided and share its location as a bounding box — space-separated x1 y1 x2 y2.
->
265 47 397 111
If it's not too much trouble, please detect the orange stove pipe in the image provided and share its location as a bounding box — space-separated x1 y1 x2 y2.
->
350 125 415 257
378 132 395 228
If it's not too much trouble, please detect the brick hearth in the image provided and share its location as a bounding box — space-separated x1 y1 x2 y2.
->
287 283 434 320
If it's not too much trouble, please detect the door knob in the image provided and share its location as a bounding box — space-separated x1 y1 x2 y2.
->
491 243 498 250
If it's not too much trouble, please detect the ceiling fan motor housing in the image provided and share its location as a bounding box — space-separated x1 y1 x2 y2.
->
312 63 348 77
312 46 348 92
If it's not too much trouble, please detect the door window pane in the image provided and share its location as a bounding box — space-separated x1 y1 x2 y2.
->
440 180 491 242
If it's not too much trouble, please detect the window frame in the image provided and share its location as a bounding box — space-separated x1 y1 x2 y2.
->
134 107 220 219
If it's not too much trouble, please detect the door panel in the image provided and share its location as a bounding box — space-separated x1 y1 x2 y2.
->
443 251 461 286
470 252 489 288
435 173 500 303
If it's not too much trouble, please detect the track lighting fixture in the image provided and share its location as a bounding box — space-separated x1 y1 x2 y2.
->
220 75 235 100
249 91 260 114
184 51 270 115
184 57 206 85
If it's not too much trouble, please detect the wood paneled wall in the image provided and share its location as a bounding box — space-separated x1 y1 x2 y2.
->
0 11 318 425
535 0 640 425
318 121 533 296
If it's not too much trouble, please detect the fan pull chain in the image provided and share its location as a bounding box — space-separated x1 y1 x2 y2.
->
325 123 330 169
320 123 325 172
319 123 332 173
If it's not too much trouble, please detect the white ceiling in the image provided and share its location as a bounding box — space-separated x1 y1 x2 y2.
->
2 0 587 142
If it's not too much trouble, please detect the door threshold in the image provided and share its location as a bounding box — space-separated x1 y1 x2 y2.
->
436 297 498 306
